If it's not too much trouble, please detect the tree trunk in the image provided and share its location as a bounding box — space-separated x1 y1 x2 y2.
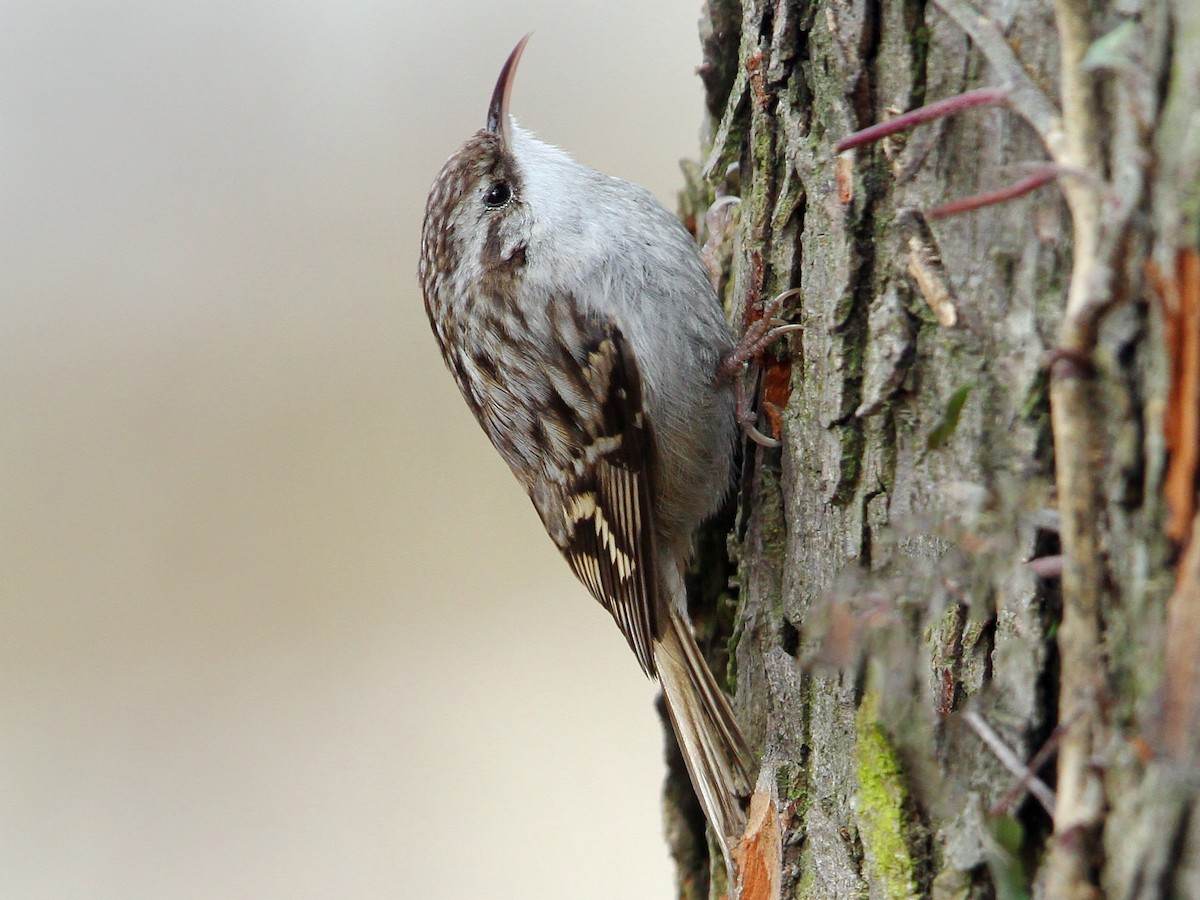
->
665 0 1200 897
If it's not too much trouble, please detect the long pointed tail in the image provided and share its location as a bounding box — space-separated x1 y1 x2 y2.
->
653 607 755 867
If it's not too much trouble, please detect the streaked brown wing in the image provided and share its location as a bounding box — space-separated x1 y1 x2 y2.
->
552 322 659 676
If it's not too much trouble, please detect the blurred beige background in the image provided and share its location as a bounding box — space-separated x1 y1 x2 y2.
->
0 3 711 898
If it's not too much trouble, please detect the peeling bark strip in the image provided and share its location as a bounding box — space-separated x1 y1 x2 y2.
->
670 0 1198 896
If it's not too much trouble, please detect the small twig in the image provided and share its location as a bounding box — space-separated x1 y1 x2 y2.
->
962 709 1057 815
926 161 1113 221
930 0 1062 152
927 170 1058 219
835 87 1009 152
990 713 1078 815
1017 161 1111 198
1026 555 1065 579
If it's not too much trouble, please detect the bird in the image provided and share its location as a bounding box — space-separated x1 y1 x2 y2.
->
418 35 763 875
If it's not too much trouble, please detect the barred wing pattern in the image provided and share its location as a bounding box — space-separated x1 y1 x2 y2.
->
552 322 659 676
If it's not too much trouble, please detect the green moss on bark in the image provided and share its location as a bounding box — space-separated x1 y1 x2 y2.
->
855 691 921 900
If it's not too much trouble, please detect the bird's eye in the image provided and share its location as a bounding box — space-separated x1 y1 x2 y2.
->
483 181 512 208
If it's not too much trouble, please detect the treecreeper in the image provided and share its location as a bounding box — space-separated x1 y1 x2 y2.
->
418 35 791 881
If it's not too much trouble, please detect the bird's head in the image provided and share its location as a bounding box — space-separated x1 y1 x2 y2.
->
419 35 538 304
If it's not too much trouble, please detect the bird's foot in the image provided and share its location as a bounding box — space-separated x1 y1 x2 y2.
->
720 288 802 448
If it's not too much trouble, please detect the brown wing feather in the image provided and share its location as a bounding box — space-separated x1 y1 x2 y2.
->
554 323 659 676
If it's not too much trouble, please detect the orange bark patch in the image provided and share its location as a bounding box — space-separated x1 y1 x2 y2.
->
836 155 854 205
1150 249 1200 543
732 787 781 900
761 359 793 442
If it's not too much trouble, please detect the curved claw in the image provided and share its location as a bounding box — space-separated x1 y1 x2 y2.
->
704 194 742 230
733 369 782 447
744 422 782 448
762 287 803 318
767 323 804 337
739 405 781 447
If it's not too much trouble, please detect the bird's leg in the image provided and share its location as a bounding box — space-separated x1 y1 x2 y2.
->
734 378 786 448
719 288 802 380
699 195 741 292
719 288 802 448
700 192 800 447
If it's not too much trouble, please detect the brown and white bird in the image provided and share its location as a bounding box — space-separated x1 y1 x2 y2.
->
418 36 756 871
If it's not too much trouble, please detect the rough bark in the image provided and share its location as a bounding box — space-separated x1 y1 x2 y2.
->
665 0 1200 897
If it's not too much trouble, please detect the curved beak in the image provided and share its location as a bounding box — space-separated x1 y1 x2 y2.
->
486 34 531 145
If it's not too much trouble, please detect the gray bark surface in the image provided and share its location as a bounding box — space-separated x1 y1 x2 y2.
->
663 0 1200 897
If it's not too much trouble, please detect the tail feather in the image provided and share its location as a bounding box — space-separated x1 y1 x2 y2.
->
653 607 755 866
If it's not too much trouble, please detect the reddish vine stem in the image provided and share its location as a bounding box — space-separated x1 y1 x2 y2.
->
835 87 1010 152
927 170 1058 219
